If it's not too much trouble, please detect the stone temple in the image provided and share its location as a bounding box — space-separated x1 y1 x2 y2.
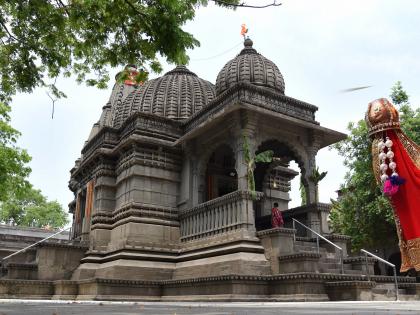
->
1 39 419 301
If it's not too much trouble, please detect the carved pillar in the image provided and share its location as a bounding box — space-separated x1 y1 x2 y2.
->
191 153 206 207
304 131 323 204
304 131 324 234
233 111 259 191
81 179 95 242
181 142 194 210
89 161 115 250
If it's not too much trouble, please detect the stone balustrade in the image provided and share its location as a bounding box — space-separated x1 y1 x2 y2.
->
179 191 263 242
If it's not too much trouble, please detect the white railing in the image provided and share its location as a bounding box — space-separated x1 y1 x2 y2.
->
292 218 344 274
361 249 399 301
179 190 262 242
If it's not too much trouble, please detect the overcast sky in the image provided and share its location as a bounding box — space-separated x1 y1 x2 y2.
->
10 0 420 215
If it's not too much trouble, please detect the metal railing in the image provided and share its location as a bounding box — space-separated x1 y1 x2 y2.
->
292 218 344 274
361 249 398 301
0 226 71 263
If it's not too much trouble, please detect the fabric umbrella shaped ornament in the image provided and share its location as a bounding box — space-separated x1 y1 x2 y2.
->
366 98 420 272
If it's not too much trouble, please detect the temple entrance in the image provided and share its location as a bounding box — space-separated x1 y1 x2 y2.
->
205 144 237 202
254 140 302 228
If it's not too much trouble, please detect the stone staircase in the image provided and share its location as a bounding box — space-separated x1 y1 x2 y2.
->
274 234 419 301
0 241 87 282
0 248 37 279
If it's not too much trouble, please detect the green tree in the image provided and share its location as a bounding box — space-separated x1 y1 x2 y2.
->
0 186 68 228
0 0 240 103
0 102 31 201
0 101 68 228
330 82 420 250
390 81 420 144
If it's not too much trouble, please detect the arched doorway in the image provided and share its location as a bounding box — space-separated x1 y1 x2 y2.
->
204 144 237 202
254 140 303 228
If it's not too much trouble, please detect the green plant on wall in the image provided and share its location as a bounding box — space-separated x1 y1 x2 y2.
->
242 134 274 199
309 167 327 203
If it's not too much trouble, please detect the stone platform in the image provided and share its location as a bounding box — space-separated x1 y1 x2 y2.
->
0 227 418 302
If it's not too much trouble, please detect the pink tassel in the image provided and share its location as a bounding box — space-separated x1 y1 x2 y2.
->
383 178 399 196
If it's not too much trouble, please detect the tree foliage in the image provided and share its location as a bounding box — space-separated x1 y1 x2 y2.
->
330 82 420 251
0 186 68 228
0 101 68 228
0 0 240 103
0 102 31 201
309 167 327 203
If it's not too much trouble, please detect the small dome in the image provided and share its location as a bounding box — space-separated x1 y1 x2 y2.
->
112 65 215 128
215 38 285 95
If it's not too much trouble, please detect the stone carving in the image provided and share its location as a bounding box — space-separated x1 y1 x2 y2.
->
216 38 285 95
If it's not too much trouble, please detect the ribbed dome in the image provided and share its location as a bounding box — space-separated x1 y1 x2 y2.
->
112 65 215 128
215 38 285 95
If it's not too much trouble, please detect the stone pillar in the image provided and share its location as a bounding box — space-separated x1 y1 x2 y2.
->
304 131 323 205
89 163 115 250
233 111 258 191
180 143 193 210
234 136 250 191
304 156 317 205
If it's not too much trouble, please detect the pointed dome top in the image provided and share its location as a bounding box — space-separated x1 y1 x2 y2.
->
111 65 216 128
215 38 285 95
164 65 198 76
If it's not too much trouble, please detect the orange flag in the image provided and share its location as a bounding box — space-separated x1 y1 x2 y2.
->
241 24 248 37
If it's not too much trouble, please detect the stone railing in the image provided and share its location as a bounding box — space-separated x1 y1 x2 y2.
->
179 190 263 242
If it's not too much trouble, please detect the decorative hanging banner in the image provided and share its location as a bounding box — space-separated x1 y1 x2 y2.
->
366 98 420 272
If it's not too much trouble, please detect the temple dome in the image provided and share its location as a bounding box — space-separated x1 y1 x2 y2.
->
215 38 285 95
111 65 215 128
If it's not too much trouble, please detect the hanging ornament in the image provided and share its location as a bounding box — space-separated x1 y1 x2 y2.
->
381 174 389 182
378 137 388 183
379 136 405 196
386 150 394 159
378 141 385 151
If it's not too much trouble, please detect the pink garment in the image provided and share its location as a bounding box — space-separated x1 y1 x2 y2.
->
271 207 284 228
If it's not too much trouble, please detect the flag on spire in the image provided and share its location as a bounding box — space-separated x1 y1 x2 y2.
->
241 24 248 38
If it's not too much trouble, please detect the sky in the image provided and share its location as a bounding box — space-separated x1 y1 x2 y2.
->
9 0 420 215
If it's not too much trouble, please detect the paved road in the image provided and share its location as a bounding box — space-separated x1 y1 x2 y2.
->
1 300 420 315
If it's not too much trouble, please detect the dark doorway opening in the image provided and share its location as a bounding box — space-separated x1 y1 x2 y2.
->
205 144 237 202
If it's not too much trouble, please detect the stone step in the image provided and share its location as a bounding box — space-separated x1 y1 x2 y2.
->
320 262 353 270
372 293 418 301
371 287 417 301
3 262 38 280
295 240 318 247
372 288 405 295
294 245 326 253
321 268 364 275
370 275 416 283
321 257 343 263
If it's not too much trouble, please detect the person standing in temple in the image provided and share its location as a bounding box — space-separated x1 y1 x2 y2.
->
271 202 284 228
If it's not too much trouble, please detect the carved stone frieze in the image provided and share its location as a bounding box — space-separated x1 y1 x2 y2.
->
183 82 318 134
91 202 179 229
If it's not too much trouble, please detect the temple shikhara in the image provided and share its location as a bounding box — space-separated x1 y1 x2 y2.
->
1 39 418 301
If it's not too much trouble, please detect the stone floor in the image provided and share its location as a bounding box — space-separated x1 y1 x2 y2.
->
0 300 420 315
